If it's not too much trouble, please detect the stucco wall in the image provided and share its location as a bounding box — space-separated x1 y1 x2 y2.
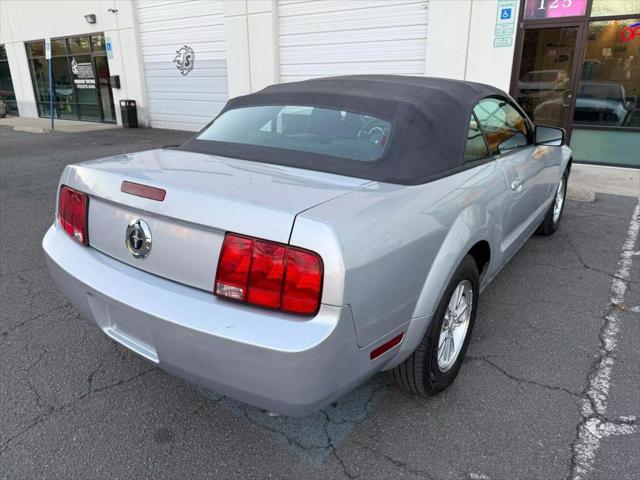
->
425 0 519 92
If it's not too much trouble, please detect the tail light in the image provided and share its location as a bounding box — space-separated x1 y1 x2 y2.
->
58 185 88 245
215 233 323 315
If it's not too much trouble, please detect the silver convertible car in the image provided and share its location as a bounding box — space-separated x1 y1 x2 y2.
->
43 76 571 416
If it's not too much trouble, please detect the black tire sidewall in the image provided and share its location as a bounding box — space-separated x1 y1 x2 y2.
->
423 255 479 393
537 170 569 236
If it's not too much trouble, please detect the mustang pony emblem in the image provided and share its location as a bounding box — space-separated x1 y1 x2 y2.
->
125 219 152 259
173 45 194 75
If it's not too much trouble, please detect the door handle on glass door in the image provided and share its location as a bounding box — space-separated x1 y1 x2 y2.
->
562 90 573 107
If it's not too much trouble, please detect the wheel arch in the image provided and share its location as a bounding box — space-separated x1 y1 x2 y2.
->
382 205 496 370
467 239 491 280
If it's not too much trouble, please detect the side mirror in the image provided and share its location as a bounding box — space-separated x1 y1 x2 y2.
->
535 125 565 146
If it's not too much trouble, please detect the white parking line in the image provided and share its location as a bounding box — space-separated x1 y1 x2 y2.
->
571 199 640 480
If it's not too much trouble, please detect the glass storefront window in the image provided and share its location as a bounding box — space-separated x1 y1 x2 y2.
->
590 0 640 17
67 36 90 54
26 40 44 57
90 35 106 53
0 45 18 115
575 18 640 127
25 34 115 124
52 57 74 105
57 102 77 120
51 38 66 56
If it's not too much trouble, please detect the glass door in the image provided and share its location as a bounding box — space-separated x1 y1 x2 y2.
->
513 24 585 135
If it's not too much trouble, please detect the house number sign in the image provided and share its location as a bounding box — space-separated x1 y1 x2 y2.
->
524 0 588 20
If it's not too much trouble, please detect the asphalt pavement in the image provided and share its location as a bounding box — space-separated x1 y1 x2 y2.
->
1 126 638 480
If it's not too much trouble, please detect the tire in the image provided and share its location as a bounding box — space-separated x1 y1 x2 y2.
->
388 255 479 396
536 169 568 236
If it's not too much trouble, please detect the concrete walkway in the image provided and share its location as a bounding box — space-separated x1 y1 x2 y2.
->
568 164 639 201
0 116 118 134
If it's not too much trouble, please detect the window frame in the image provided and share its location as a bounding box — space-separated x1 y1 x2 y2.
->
463 111 492 163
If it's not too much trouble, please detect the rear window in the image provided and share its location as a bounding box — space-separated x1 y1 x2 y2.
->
196 105 392 162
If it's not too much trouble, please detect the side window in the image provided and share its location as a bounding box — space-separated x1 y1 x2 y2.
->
473 98 531 155
464 114 489 162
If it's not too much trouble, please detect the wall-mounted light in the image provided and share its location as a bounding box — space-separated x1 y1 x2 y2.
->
84 14 97 24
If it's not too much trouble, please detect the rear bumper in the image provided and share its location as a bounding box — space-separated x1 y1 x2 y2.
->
43 224 387 416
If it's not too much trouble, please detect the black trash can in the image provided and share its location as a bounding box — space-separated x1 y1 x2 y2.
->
120 100 138 128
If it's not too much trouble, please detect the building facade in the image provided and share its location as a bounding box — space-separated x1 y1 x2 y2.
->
1 0 638 166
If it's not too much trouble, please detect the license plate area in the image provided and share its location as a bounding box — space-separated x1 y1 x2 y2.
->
87 293 159 363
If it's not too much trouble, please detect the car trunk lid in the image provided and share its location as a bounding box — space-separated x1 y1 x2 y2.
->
63 148 369 292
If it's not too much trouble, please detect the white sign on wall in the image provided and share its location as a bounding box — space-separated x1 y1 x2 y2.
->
45 37 51 59
106 36 114 59
494 0 516 48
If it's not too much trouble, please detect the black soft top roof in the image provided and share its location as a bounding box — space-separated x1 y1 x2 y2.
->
180 75 510 185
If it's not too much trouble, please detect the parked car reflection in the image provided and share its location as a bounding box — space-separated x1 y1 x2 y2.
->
517 69 570 97
515 69 571 127
534 81 636 126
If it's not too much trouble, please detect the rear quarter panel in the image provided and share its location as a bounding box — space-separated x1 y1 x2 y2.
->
291 161 510 349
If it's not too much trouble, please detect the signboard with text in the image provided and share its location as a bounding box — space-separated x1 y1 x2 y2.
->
494 0 516 48
71 58 96 89
524 0 588 20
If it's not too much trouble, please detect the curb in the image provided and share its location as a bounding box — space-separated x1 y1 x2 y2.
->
13 126 51 134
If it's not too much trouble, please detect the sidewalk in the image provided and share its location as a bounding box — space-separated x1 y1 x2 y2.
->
568 164 639 201
0 116 118 134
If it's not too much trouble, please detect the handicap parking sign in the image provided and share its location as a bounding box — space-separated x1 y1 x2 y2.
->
501 8 512 20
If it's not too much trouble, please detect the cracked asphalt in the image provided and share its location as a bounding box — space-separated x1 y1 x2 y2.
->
1 126 638 480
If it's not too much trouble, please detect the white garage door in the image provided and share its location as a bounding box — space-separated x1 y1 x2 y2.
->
136 0 227 130
278 0 429 83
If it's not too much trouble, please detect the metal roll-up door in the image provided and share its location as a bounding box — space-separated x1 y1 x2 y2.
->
136 0 228 130
278 0 429 83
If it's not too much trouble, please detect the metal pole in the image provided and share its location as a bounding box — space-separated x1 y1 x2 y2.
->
49 58 54 130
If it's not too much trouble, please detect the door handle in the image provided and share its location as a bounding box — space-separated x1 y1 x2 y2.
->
511 175 523 191
562 90 573 107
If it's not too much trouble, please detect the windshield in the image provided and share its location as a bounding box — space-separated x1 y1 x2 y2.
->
197 105 392 162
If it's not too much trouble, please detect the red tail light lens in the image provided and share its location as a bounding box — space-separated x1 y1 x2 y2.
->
215 233 323 315
58 186 88 245
247 241 286 308
282 249 324 315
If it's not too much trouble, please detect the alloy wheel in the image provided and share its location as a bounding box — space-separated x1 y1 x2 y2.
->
437 280 473 372
552 177 566 224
